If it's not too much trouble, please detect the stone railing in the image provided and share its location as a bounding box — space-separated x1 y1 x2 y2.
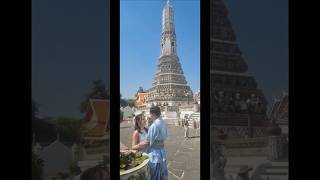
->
79 146 107 162
224 147 268 157
135 106 148 111
212 112 268 126
213 137 269 157
85 146 108 155
212 113 249 126
220 137 268 148
178 105 194 112
166 106 179 112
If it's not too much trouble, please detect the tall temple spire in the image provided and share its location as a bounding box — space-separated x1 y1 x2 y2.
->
161 0 176 57
147 0 193 107
210 0 268 136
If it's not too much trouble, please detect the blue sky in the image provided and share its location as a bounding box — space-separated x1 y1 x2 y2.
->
32 0 109 118
120 0 200 99
225 0 288 108
32 0 287 118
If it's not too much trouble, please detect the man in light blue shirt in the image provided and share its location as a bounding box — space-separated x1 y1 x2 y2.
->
141 106 168 180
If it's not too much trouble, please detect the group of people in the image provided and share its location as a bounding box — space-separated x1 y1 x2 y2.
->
131 106 169 180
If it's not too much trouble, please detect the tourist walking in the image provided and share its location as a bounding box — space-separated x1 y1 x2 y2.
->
184 115 189 138
140 106 169 180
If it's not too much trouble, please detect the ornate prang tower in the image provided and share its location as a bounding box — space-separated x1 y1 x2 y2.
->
210 0 269 139
146 0 193 106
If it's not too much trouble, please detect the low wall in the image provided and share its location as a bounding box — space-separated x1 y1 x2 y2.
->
218 137 269 157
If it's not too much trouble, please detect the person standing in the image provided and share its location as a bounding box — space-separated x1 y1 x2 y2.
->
140 106 169 180
184 115 189 138
131 113 149 153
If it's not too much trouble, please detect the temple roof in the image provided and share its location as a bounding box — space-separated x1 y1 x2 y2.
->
135 93 147 106
91 99 109 124
39 139 72 178
82 99 110 137
84 124 107 137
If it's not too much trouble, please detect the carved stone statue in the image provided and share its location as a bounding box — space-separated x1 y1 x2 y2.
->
235 165 252 180
212 142 227 180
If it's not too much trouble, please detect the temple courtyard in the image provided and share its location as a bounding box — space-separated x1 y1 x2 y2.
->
120 121 200 180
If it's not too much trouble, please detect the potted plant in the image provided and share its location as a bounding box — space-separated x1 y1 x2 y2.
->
120 150 149 180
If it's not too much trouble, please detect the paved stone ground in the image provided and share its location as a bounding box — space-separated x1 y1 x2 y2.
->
120 121 200 180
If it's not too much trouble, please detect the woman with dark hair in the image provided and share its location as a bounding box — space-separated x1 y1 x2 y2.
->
131 113 149 153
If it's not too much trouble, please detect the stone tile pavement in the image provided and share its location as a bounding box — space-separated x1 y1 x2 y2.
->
120 122 200 180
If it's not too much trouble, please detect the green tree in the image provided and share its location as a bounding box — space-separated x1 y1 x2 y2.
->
68 159 81 177
32 99 57 142
32 118 57 142
120 93 128 107
54 117 81 143
32 152 43 180
79 80 110 113
127 99 136 107
120 110 123 123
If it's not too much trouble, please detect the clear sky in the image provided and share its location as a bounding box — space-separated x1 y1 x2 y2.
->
32 0 109 118
225 0 288 109
32 0 287 118
120 0 200 99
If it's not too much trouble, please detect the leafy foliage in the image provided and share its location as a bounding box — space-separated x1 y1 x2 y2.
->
68 159 81 177
54 117 81 143
120 110 123 123
32 152 43 180
127 99 136 107
79 80 110 113
120 151 148 171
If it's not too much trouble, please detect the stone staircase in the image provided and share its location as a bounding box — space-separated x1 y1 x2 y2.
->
189 113 200 121
224 161 288 180
188 112 200 129
223 157 267 180
162 111 178 125
255 161 288 180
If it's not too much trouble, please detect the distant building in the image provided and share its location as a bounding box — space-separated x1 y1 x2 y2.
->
194 90 200 105
135 92 148 109
121 106 134 120
81 99 110 136
78 99 110 172
33 134 77 180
